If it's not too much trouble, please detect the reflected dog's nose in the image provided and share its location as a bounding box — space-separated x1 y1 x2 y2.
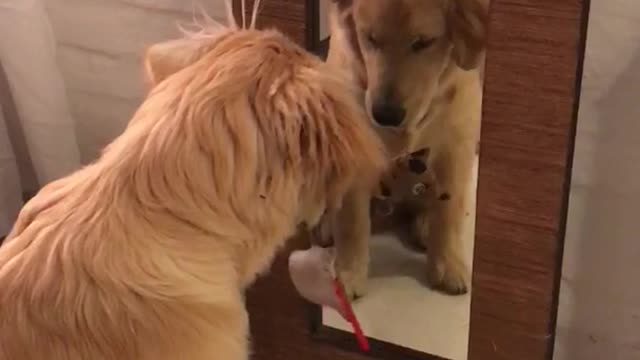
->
372 102 406 127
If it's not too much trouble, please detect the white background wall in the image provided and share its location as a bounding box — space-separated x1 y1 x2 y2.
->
554 0 640 358
44 0 228 162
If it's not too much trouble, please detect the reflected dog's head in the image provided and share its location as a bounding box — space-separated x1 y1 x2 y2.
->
331 0 488 130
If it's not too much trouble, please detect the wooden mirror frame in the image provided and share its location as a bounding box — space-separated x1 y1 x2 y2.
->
236 0 591 359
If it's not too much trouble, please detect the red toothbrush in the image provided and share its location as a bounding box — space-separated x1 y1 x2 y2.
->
333 278 370 352
289 246 370 352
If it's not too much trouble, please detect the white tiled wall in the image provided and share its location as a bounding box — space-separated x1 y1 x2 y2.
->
44 0 228 162
555 0 640 358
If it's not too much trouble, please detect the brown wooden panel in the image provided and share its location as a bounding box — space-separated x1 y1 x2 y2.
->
233 0 313 47
469 0 590 359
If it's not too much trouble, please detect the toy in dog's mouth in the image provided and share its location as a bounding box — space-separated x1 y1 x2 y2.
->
289 247 340 310
290 213 368 349
288 246 370 352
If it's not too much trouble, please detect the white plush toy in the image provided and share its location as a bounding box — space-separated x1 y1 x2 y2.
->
289 246 369 351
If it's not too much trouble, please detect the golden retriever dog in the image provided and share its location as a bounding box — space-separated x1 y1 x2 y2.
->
0 4 387 359
326 0 488 296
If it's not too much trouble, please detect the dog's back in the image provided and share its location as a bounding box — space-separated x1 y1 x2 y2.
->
0 159 248 359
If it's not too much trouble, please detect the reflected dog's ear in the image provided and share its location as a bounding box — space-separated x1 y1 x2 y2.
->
328 0 365 82
329 0 353 12
143 38 211 86
447 0 489 70
328 0 356 36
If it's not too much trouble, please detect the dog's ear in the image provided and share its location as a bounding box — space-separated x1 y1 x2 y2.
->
447 0 489 70
144 38 208 86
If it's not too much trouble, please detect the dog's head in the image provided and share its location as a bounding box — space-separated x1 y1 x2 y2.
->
331 0 488 130
139 13 387 229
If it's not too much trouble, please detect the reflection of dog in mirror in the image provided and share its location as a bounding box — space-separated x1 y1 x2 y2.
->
0 4 389 359
327 0 488 296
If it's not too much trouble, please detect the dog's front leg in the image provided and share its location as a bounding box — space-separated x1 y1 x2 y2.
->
419 146 473 295
334 187 373 299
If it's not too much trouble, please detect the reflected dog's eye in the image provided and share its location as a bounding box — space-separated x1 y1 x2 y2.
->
412 183 428 196
365 32 381 49
411 36 436 53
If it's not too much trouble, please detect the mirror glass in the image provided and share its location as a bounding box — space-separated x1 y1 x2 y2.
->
313 1 488 359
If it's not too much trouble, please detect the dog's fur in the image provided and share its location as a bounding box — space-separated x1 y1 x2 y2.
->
327 0 488 296
0 8 387 359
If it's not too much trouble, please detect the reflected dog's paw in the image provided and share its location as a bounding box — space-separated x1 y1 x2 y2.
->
426 255 468 295
338 265 369 300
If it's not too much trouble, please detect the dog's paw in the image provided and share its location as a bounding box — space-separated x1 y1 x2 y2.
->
426 255 468 295
338 267 369 300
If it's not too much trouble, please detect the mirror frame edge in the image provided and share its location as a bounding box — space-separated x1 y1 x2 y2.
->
469 0 591 359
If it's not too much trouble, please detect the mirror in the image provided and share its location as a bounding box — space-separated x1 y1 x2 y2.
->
235 0 586 358
311 1 488 359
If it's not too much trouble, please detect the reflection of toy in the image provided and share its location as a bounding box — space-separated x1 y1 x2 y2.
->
370 148 446 235
371 147 443 218
289 246 369 352
370 148 451 247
